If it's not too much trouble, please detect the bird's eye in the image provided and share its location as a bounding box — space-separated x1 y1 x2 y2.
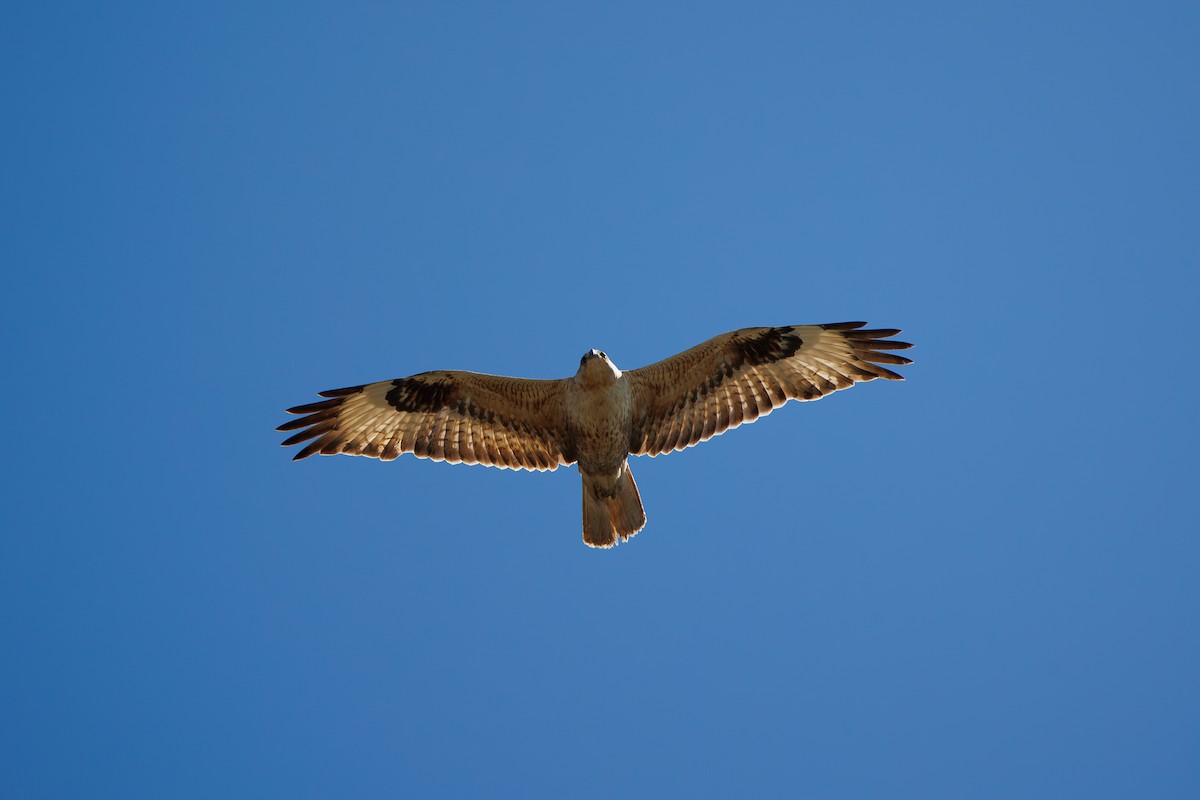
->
599 351 607 359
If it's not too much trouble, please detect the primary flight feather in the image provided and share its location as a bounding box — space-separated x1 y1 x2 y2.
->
279 322 913 548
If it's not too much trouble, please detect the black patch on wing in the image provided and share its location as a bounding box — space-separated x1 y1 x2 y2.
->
386 374 457 413
731 327 804 368
385 374 524 430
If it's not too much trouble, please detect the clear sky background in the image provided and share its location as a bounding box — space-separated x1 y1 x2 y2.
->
3 2 1198 798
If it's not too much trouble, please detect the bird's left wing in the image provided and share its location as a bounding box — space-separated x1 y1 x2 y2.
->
278 372 574 471
626 322 913 456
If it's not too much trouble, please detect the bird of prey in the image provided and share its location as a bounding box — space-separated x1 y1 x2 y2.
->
279 322 912 548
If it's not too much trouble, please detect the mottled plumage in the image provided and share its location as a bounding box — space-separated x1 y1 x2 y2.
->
279 322 913 548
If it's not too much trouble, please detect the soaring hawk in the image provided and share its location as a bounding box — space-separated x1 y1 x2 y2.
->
279 323 913 548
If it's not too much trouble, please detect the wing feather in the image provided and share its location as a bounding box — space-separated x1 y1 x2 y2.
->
279 371 574 471
627 323 912 456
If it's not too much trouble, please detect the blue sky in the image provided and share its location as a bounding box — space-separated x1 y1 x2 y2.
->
3 2 1198 797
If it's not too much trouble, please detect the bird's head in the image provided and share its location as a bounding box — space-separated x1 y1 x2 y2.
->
576 349 622 385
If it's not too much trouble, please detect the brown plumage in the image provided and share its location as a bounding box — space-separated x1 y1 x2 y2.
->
279 322 913 548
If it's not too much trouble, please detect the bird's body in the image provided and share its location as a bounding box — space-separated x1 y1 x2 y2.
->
564 351 645 546
566 351 631 477
279 323 913 548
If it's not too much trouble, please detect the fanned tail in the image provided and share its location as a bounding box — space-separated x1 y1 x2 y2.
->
581 465 647 549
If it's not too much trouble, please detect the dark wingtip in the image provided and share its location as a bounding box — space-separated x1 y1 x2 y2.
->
820 321 868 331
280 422 335 448
277 416 317 431
294 438 328 460
864 339 914 351
317 385 365 398
844 327 903 339
865 352 913 366
871 365 905 380
285 398 341 415
281 391 353 451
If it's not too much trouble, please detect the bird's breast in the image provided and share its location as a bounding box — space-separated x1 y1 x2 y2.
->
565 378 634 474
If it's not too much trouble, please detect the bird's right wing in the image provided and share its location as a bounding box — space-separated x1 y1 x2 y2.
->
278 371 575 471
626 322 913 456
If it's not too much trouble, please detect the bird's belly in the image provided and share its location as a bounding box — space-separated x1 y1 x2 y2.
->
567 384 633 475
575 424 630 474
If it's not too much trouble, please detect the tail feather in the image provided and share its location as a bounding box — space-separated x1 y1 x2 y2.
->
581 465 647 548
